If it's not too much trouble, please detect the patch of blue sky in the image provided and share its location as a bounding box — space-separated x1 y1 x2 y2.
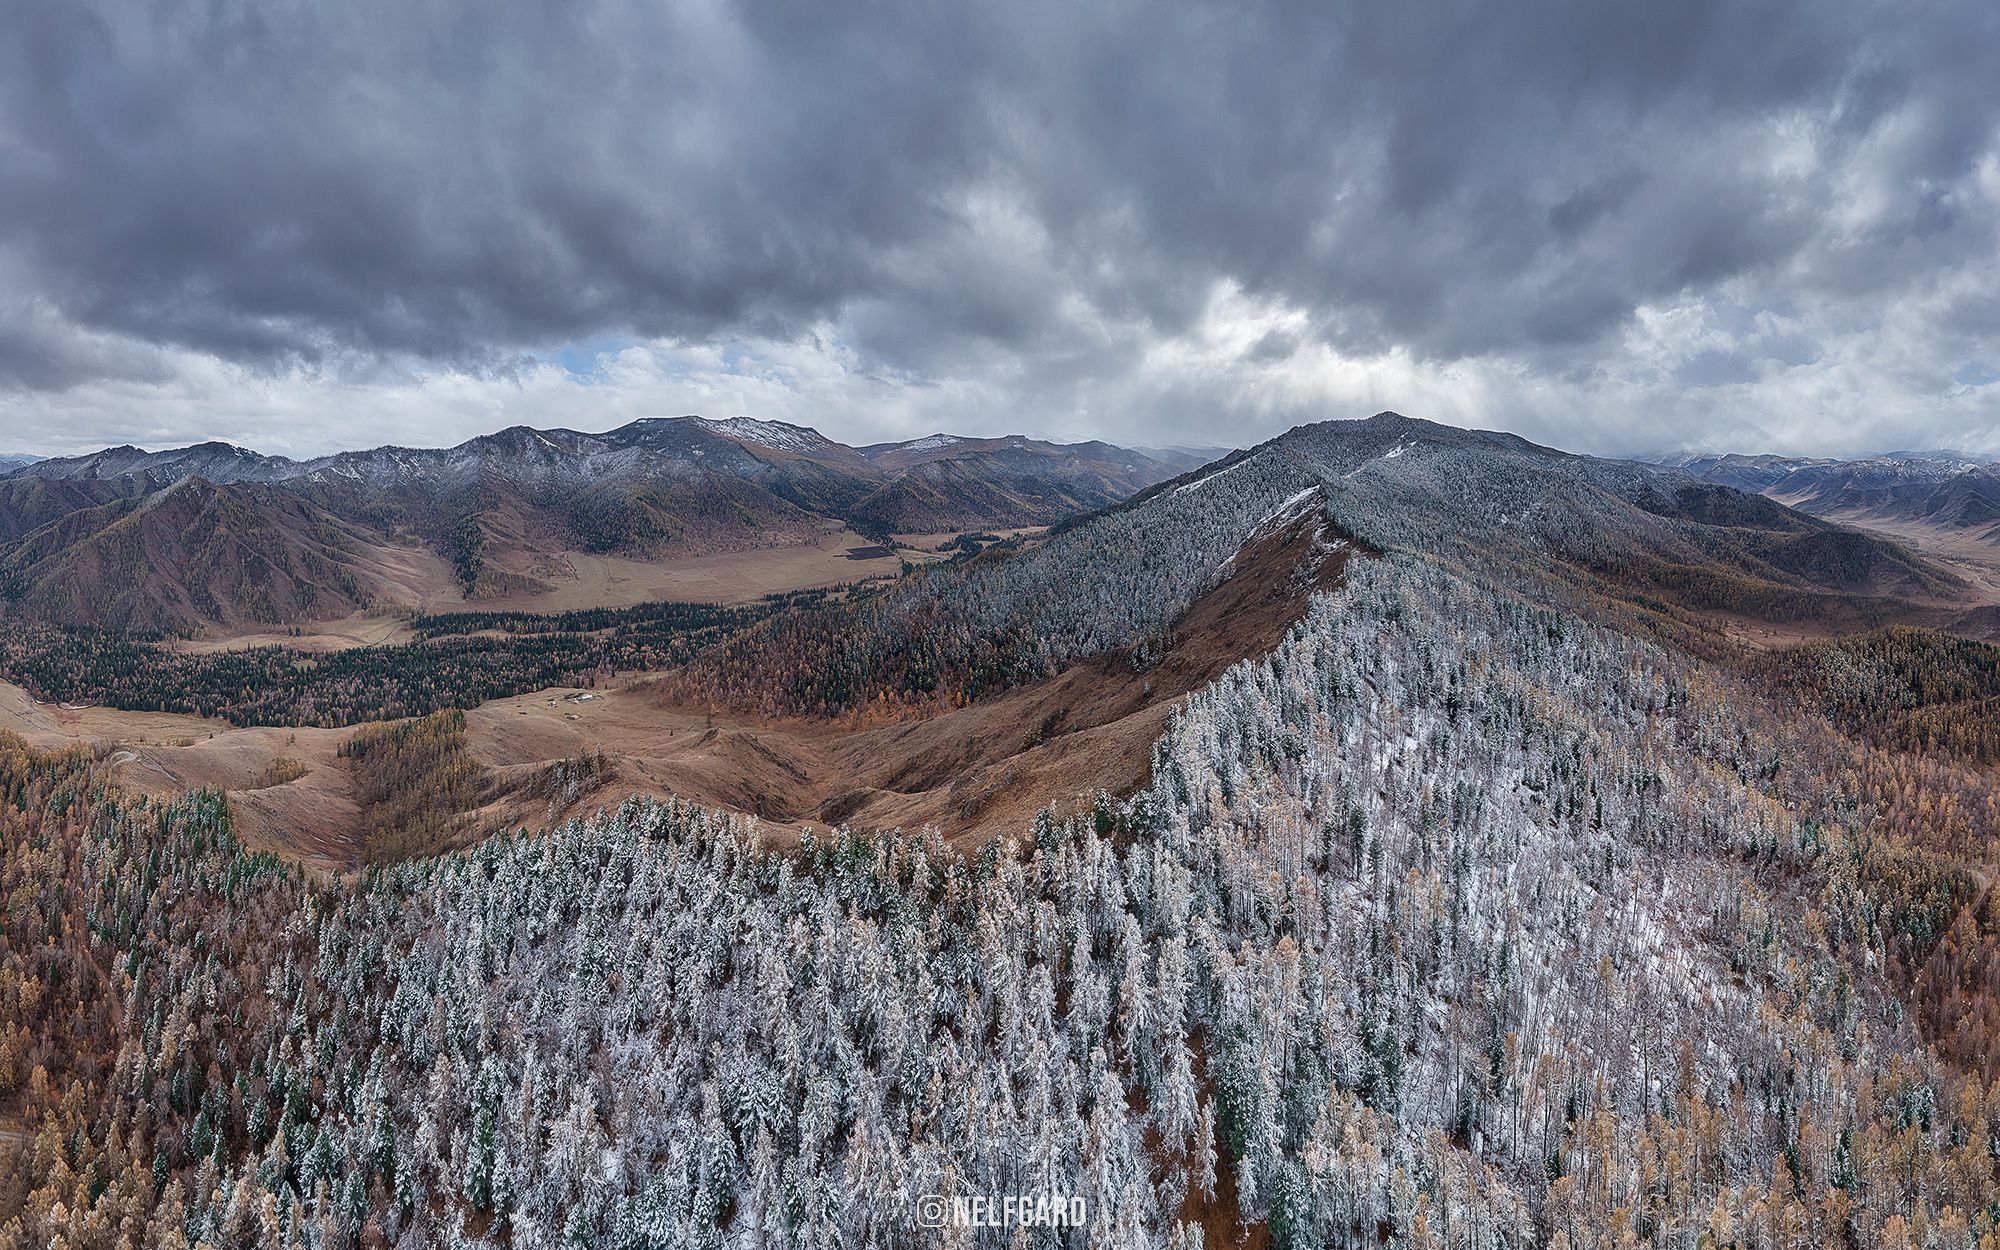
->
530 337 642 381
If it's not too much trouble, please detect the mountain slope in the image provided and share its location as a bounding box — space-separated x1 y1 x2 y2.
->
7 419 1187 538
0 473 156 544
1171 415 1963 628
0 478 381 633
680 412 1976 718
843 435 1178 531
0 418 1189 623
15 439 301 483
9 514 1998 1247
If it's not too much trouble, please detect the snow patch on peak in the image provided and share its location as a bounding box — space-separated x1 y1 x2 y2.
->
699 417 827 454
1172 457 1245 496
900 434 962 452
1344 440 1413 479
1262 485 1323 527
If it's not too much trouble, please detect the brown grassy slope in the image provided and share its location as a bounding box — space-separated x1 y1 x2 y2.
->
1 479 382 633
465 505 1356 846
0 500 1351 864
0 679 362 872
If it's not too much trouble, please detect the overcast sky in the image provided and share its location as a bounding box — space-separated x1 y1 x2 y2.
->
2 0 1997 460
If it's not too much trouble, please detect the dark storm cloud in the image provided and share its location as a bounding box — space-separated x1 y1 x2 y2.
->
0 0 1995 453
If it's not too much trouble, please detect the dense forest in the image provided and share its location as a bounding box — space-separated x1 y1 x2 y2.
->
0 599 772 728
4 554 1997 1248
1757 628 2000 765
339 711 491 863
665 471 1332 717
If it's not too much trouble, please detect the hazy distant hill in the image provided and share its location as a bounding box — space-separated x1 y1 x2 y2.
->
848 434 1179 531
1673 449 2000 529
1132 443 1232 471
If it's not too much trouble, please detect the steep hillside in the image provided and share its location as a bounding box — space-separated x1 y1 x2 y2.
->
279 422 837 579
0 478 381 633
286 419 1189 550
0 473 155 543
7 414 2000 1249
8 543 1998 1247
847 434 1177 531
466 491 1360 844
0 497 1352 848
1224 417 1959 617
1755 625 2000 763
1674 450 2000 626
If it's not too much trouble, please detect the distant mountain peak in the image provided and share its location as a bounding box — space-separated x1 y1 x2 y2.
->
695 416 841 455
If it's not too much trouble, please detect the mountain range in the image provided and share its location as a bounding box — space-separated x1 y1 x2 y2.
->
719 411 1983 712
0 418 1188 631
1671 449 2000 530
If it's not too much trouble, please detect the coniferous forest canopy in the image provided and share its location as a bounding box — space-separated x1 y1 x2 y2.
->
0 599 782 728
4 536 2000 1248
2 419 2000 1250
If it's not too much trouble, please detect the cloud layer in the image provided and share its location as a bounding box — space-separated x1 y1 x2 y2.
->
2 0 1997 457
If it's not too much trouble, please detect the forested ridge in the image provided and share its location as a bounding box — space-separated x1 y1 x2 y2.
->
663 415 1967 720
4 554 1998 1248
339 711 490 864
